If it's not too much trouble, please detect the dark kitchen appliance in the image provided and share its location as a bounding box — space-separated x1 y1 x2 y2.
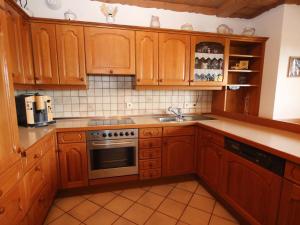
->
87 129 138 179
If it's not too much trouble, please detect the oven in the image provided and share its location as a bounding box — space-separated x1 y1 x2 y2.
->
87 129 139 179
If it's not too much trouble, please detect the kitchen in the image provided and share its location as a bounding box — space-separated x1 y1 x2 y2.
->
1 0 300 225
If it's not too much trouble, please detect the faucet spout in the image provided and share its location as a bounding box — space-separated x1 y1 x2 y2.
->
168 106 183 121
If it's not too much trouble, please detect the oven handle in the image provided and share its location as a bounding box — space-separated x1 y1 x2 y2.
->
89 140 138 149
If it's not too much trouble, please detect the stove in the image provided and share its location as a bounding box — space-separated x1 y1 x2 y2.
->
88 118 135 126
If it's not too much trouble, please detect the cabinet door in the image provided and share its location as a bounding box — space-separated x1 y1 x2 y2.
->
0 9 20 175
190 36 228 86
222 151 282 225
56 25 86 85
58 143 88 189
20 19 35 84
85 27 135 75
162 135 195 176
42 148 57 199
31 23 59 84
278 180 300 225
5 3 24 84
136 31 158 85
159 33 190 86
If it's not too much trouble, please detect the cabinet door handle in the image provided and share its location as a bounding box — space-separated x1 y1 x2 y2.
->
137 78 140 82
13 145 21 154
109 70 114 74
80 77 85 81
35 166 42 171
159 79 163 82
33 154 40 159
35 76 40 80
189 79 194 82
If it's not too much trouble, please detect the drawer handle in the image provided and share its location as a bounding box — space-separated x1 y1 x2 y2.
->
149 163 153 168
0 207 5 214
35 166 42 171
33 154 40 159
109 70 114 74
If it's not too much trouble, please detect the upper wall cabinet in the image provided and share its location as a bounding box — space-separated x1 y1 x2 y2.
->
31 23 59 85
85 27 135 75
190 36 228 86
136 31 159 86
56 25 86 85
159 33 190 86
5 3 23 84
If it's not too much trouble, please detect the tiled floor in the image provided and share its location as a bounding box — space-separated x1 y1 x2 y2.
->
44 179 240 225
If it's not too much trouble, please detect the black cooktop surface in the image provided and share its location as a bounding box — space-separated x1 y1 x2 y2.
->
88 118 135 126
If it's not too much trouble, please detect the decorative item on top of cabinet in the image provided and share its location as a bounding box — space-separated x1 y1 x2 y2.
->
31 22 59 84
150 15 160 28
135 31 159 86
159 33 191 86
64 9 77 20
190 36 228 86
0 7 21 176
100 3 118 24
85 27 135 75
56 25 86 85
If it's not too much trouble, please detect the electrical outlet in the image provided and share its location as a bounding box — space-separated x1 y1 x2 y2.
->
184 103 196 109
126 102 133 109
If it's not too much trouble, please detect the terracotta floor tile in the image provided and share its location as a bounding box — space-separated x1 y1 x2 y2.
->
137 191 165 209
213 202 238 222
48 213 81 225
55 196 85 212
149 184 173 196
145 212 177 225
158 198 186 219
168 188 193 204
123 203 154 225
113 217 136 225
43 206 64 224
209 216 239 225
176 180 199 193
105 196 134 215
180 206 211 225
89 192 117 206
195 185 215 199
120 188 146 201
189 194 215 213
85 208 119 225
69 200 100 221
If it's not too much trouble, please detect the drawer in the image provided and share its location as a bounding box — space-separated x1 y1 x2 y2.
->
139 148 161 160
140 168 161 180
0 161 22 200
163 126 195 136
139 128 162 138
22 143 43 173
139 138 162 149
202 129 224 147
57 132 86 144
0 180 27 225
23 161 46 205
139 158 161 170
285 162 300 185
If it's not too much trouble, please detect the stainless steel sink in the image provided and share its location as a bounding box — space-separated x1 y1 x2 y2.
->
156 115 216 122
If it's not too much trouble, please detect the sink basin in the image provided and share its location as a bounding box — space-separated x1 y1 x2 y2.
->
157 115 216 122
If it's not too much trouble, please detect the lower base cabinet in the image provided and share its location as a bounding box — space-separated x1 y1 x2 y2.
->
278 179 300 225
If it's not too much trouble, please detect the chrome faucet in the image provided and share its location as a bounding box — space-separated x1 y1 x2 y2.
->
168 106 184 121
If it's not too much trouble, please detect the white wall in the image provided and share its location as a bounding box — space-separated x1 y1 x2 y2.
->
26 0 253 33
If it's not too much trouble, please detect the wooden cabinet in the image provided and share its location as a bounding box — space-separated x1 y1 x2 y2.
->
58 143 88 188
136 31 159 85
85 27 135 75
20 19 35 84
31 22 59 84
42 148 57 199
162 135 195 176
56 25 86 85
0 7 20 176
221 150 282 225
278 180 300 225
159 33 190 86
5 3 23 84
57 131 86 144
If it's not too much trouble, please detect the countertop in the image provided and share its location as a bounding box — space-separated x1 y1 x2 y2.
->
18 115 300 164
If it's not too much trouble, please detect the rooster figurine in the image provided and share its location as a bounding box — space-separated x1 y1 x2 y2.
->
100 3 118 24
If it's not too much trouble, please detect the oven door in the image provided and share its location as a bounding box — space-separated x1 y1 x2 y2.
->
87 139 138 179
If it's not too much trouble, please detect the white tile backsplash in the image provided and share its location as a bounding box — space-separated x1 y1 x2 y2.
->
16 76 212 118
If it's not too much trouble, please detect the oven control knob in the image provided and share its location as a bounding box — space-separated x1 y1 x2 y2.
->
130 131 135 136
125 132 129 136
108 133 112 137
114 133 118 137
102 133 107 138
120 132 124 136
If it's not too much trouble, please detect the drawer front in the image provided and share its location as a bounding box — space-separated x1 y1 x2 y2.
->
139 158 161 170
202 129 224 147
163 126 195 136
57 132 86 144
42 133 56 155
285 162 300 185
139 148 161 160
140 169 161 180
22 144 43 173
23 161 46 205
139 128 162 138
139 138 162 149
0 180 27 225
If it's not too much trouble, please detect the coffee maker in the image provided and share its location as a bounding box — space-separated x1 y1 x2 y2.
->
15 94 56 127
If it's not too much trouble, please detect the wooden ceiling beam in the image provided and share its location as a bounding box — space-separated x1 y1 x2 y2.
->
216 0 250 17
91 0 217 15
